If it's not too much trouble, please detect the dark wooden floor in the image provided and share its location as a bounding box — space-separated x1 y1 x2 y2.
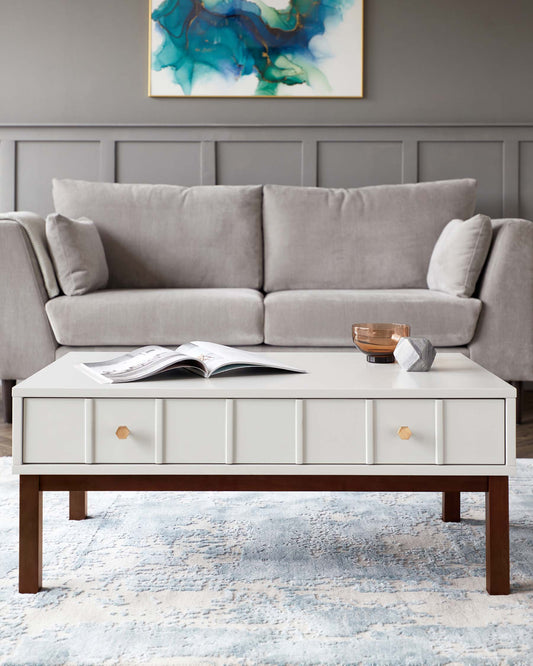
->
1 391 532 458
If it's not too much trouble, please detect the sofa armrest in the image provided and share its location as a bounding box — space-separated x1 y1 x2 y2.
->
468 218 533 381
0 211 59 298
0 218 57 379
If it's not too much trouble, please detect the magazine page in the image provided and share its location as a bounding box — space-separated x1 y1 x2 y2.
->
178 341 305 377
77 342 305 384
78 346 205 383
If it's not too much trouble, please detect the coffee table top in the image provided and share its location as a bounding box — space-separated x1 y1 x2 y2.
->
14 352 515 399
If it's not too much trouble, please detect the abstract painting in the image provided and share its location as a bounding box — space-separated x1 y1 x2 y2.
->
149 0 363 97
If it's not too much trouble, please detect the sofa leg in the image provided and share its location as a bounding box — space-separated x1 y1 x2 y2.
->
2 380 15 424
509 381 523 424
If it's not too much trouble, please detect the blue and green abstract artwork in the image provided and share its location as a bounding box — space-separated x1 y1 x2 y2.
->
149 0 363 97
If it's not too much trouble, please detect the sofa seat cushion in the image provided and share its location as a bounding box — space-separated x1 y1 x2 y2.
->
263 179 477 291
52 180 263 289
46 289 264 346
264 290 482 347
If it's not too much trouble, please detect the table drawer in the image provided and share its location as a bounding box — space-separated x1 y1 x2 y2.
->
444 399 505 464
374 399 436 464
20 397 506 467
93 399 155 463
23 398 85 463
234 399 296 463
373 399 505 465
304 399 366 463
165 399 226 463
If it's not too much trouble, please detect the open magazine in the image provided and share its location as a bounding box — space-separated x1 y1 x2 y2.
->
77 341 305 384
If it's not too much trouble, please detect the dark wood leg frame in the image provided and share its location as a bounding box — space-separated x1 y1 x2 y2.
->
20 474 509 595
69 491 87 520
2 379 15 424
486 476 510 595
19 476 42 593
442 491 461 522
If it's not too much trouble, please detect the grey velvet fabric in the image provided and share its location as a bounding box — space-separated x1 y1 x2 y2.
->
52 179 263 289
45 288 264 346
55 344 471 358
265 289 482 347
469 218 533 380
0 212 59 298
263 179 477 292
46 213 109 296
0 220 57 378
427 214 492 297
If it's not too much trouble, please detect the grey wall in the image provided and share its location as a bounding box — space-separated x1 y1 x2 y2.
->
2 124 533 220
0 0 532 125
1 1 533 219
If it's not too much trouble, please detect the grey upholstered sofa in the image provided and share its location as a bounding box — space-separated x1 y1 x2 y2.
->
2 177 533 423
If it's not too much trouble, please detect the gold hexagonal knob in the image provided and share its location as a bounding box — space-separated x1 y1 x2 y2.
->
397 426 412 440
115 425 130 440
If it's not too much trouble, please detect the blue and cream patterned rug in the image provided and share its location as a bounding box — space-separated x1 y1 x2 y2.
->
1 457 533 665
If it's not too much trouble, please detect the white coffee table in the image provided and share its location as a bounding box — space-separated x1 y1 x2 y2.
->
12 352 516 594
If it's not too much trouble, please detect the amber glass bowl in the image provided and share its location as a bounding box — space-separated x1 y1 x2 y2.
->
352 323 411 363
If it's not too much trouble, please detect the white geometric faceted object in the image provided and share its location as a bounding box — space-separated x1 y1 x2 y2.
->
394 337 436 372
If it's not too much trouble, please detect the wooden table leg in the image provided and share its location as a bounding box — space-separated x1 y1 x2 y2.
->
69 491 87 520
19 475 42 593
486 476 510 595
442 491 461 522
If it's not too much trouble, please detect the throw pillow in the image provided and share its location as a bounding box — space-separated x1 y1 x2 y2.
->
46 213 109 296
427 213 492 298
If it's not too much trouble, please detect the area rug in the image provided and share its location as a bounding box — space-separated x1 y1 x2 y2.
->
1 458 532 665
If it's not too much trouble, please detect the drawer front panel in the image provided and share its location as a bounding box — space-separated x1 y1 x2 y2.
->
374 400 436 464
304 399 365 464
20 396 506 468
93 399 155 463
444 399 504 464
165 399 226 463
234 399 295 463
23 398 85 463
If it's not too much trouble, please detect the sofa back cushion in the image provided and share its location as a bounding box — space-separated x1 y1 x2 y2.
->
263 179 477 292
52 179 263 289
